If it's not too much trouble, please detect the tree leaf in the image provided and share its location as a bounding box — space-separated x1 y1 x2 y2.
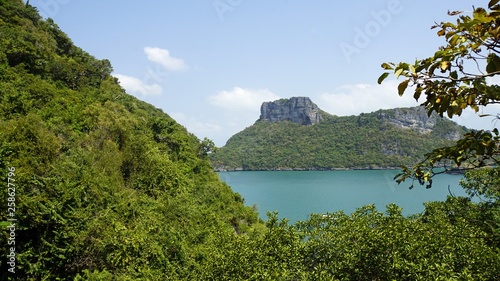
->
450 70 458 79
381 63 393 70
394 68 404 78
398 80 409 96
467 93 476 105
377 72 389 84
449 34 460 46
408 64 416 75
486 60 497 73
434 50 445 58
413 87 422 101
440 61 450 72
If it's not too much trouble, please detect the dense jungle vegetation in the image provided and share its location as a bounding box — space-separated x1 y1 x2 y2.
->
211 108 468 171
0 0 499 280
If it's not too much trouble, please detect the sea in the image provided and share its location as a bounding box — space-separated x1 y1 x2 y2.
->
217 170 468 223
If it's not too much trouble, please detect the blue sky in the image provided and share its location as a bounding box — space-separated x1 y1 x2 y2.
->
30 0 499 146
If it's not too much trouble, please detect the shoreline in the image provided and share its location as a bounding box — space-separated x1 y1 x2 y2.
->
214 166 402 172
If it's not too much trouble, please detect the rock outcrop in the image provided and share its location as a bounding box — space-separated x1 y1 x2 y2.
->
259 97 324 125
377 107 436 134
376 106 462 141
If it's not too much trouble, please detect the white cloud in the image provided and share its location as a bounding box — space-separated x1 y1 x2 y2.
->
317 80 418 116
114 74 162 97
208 87 281 112
144 47 187 71
203 87 282 145
170 112 223 133
112 47 185 97
170 111 224 145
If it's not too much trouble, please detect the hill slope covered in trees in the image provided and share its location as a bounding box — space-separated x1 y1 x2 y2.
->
211 99 468 171
0 1 259 279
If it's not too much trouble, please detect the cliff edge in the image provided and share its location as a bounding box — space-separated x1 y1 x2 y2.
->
259 97 324 125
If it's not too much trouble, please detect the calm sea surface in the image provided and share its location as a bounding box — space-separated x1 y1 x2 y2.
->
217 170 468 223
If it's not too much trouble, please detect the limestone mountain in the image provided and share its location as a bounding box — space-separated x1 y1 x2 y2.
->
211 98 468 170
259 97 326 125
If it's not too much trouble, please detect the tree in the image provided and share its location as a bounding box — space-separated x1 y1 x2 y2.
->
378 1 500 186
198 137 217 158
461 167 500 201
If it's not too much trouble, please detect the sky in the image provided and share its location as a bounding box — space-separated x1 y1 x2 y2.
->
29 0 500 146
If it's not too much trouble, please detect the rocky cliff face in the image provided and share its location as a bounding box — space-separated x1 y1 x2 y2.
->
377 107 436 134
259 97 324 125
376 107 462 141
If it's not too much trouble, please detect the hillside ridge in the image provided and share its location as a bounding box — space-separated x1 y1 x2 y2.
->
211 98 468 171
0 1 258 278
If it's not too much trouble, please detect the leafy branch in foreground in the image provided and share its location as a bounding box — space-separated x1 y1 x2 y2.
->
379 1 500 186
396 129 500 186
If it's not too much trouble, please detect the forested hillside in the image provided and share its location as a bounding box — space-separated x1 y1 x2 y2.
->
0 1 499 280
0 1 259 279
212 105 468 171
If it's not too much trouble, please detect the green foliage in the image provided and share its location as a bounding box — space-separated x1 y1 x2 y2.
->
196 213 307 280
0 1 259 279
198 137 217 158
461 167 500 201
380 3 500 186
211 107 466 171
294 200 500 280
0 1 498 280
196 201 500 280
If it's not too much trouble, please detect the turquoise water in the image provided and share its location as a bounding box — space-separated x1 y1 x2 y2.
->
218 170 468 223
